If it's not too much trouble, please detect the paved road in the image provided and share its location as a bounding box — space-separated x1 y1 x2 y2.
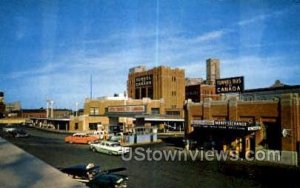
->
1 127 300 188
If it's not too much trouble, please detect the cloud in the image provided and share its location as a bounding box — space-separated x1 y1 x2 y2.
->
237 8 290 27
3 6 298 108
193 30 228 43
221 56 300 89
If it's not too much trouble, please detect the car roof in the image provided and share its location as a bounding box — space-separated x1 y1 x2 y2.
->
61 164 100 174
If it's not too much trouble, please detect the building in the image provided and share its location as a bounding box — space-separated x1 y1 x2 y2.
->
21 109 47 118
5 101 21 113
53 109 73 118
185 93 300 166
0 92 5 118
69 94 184 132
127 66 185 117
186 84 219 102
206 58 220 85
242 80 300 101
185 58 221 103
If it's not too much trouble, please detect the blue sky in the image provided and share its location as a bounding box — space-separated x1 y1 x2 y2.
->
0 0 300 109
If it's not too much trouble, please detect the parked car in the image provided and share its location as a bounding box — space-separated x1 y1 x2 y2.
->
59 163 100 183
65 133 99 144
87 173 128 188
89 141 130 155
11 129 29 138
59 163 128 187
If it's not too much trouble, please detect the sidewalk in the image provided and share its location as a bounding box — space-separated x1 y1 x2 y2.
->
0 137 86 188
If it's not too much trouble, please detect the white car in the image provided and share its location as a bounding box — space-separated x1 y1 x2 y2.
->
90 141 130 155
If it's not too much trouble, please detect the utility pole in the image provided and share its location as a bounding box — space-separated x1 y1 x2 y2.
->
90 74 93 99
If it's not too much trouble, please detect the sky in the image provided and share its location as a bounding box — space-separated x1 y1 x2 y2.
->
0 0 300 109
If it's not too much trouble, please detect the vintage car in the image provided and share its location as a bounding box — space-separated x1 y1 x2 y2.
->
89 141 130 155
11 129 29 138
59 163 100 182
64 133 99 144
59 163 128 187
87 173 128 188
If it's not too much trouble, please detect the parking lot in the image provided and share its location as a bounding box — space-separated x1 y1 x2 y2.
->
1 126 300 188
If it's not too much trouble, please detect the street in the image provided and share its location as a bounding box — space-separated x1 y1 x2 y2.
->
2 127 300 188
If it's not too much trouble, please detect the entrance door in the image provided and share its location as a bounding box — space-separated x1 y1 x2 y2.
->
264 122 281 150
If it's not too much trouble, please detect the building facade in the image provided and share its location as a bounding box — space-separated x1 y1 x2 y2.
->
242 81 300 101
69 96 179 132
185 94 300 165
21 109 47 118
186 84 219 102
127 66 185 117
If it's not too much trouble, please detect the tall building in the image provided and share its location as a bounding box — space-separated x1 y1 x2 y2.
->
127 66 185 116
206 58 220 85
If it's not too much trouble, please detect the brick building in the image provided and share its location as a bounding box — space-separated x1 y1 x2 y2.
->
242 80 300 101
127 66 185 117
21 109 47 118
186 84 219 102
185 93 300 165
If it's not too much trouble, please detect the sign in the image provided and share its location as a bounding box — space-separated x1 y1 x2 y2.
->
216 76 244 94
191 120 214 126
135 75 153 88
192 120 260 132
108 105 145 113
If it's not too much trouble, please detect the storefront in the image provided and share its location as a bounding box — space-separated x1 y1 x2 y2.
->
189 120 260 158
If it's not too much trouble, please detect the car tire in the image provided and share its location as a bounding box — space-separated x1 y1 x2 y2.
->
92 147 96 152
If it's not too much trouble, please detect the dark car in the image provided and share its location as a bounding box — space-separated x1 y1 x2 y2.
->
59 163 127 187
87 173 128 188
59 163 100 182
11 129 29 138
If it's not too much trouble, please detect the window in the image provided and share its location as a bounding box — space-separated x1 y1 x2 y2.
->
148 87 153 99
90 107 99 116
141 87 147 98
75 123 79 130
89 123 98 130
135 88 140 99
151 108 160 115
166 111 180 116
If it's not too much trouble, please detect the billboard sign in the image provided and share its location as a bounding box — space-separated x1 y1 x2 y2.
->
192 120 260 131
216 76 244 94
108 105 145 113
135 75 153 88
